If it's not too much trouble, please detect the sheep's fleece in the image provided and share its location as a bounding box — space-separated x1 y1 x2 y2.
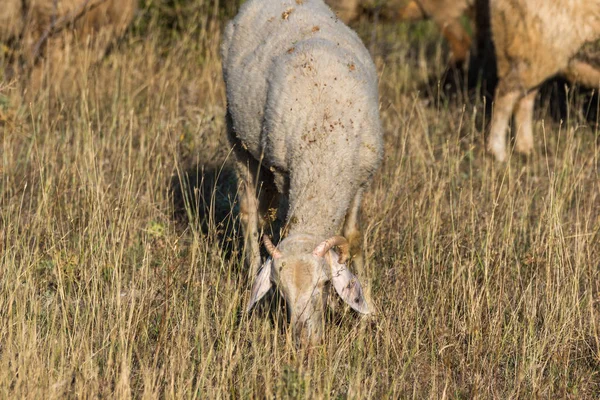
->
221 0 383 239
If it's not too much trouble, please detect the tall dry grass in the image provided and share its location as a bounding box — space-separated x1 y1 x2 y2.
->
1 1 599 397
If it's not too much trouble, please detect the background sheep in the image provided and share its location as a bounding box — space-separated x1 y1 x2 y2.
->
398 0 477 66
324 0 491 68
221 0 383 344
1 0 137 90
487 0 600 162
0 0 24 42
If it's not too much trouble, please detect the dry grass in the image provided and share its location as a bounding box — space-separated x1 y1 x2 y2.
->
1 2 599 398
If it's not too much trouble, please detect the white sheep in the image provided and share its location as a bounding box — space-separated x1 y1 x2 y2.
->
487 0 600 162
221 0 383 344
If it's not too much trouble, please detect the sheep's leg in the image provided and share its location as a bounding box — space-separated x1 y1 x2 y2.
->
234 161 280 278
343 188 364 275
564 60 600 88
438 19 472 66
235 159 263 278
237 160 281 277
514 88 538 155
227 113 265 277
398 1 426 21
330 188 367 312
488 81 521 162
398 4 472 66
342 188 376 312
256 172 280 242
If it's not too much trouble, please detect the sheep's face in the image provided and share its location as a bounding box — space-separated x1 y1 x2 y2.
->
272 253 329 344
247 236 370 345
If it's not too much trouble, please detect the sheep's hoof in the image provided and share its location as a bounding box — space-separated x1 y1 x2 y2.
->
487 140 506 163
515 140 533 156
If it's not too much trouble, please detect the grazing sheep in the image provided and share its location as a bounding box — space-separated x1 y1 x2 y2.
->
221 0 383 344
487 0 600 162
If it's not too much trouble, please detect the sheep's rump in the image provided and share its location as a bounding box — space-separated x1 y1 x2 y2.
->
221 0 382 178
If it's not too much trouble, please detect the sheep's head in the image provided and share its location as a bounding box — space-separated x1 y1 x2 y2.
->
247 234 370 345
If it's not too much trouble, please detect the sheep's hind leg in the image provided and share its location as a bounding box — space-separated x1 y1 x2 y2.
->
514 89 538 156
342 188 376 313
234 156 263 278
227 114 267 277
438 19 472 67
397 1 426 21
488 80 521 162
329 188 367 313
256 169 280 245
233 158 280 278
564 60 600 88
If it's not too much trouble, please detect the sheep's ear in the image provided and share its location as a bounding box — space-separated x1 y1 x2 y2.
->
247 258 273 312
327 251 370 314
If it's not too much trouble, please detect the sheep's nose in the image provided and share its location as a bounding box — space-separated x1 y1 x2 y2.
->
293 318 323 346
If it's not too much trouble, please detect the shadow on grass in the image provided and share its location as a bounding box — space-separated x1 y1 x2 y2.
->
169 162 292 333
538 77 599 125
170 163 242 256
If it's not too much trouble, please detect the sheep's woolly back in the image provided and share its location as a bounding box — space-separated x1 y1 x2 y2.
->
222 0 383 239
491 0 600 88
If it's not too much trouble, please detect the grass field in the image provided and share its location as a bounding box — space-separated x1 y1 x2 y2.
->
1 2 599 398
